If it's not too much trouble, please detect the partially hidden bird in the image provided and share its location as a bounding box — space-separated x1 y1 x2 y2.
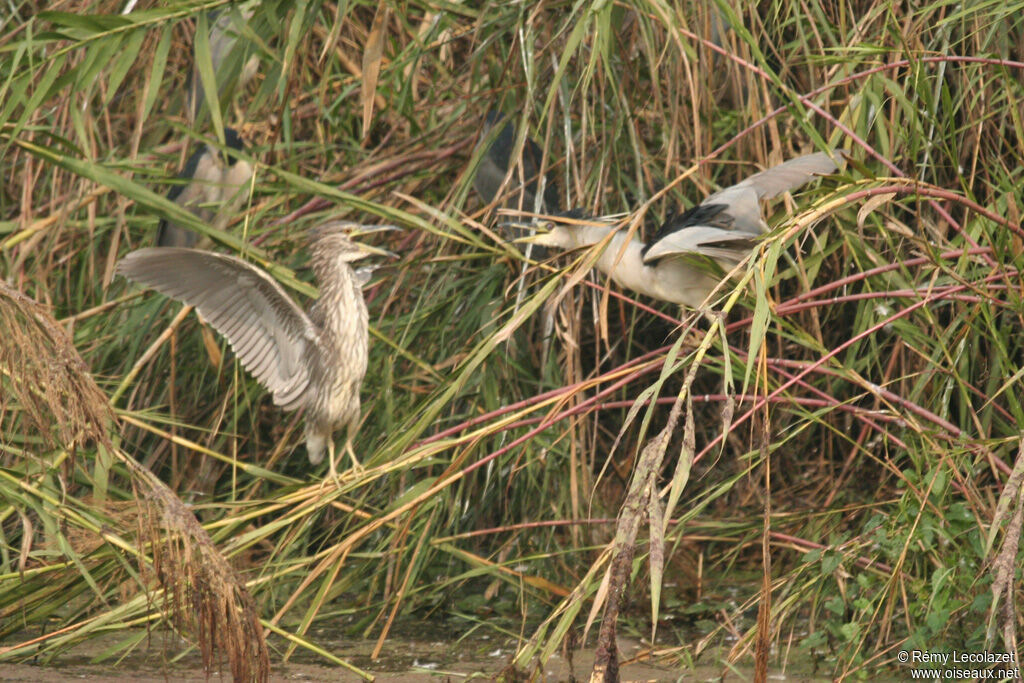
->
186 6 260 125
518 151 843 308
117 222 396 479
472 111 559 214
156 127 254 248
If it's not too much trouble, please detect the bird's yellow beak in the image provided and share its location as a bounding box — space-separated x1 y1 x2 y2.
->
355 242 399 259
512 232 555 246
354 231 400 260
353 225 401 259
504 220 562 247
347 224 402 238
319 222 402 259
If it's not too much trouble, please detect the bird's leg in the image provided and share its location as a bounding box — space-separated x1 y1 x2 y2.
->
699 307 725 329
344 437 363 474
325 438 343 491
321 436 363 490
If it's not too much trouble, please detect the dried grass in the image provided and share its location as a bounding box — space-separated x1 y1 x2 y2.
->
0 282 267 682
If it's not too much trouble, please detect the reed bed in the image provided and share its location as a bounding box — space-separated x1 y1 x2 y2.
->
1 0 1022 680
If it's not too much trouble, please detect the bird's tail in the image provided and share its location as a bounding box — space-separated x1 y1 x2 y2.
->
305 430 326 465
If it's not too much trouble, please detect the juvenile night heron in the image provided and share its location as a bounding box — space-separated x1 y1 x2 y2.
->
156 127 254 248
116 222 396 479
518 151 842 308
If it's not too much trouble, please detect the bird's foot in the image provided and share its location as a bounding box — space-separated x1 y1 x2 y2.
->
318 441 345 492
700 307 725 325
317 441 364 492
345 441 364 476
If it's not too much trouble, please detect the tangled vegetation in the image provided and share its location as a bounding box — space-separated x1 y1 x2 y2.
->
1 0 1023 680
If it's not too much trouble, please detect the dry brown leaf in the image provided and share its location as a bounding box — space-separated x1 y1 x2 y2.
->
361 5 391 142
857 192 897 230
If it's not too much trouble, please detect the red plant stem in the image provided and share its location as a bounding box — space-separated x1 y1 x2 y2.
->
702 363 1011 478
769 531 896 576
731 268 1019 438
777 289 1007 314
730 246 1005 333
765 358 943 429
419 270 1014 476
765 365 910 451
452 355 689 477
762 264 1020 427
498 394 909 436
764 357 1012 477
838 185 1024 238
782 247 993 306
674 50 1024 265
694 294 943 463
415 346 672 447
419 274 1014 483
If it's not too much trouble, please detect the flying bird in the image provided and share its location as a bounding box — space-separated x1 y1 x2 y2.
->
518 151 843 308
156 127 254 248
117 222 396 479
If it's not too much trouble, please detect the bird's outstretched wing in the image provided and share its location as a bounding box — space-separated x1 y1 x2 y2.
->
716 151 842 202
644 151 841 262
116 248 317 410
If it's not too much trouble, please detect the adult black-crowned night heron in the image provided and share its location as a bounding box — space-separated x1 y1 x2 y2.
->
518 151 842 308
116 222 396 479
473 111 559 213
156 127 254 248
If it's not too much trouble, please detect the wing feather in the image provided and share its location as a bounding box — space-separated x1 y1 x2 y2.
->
116 248 318 410
642 226 759 263
719 151 842 201
644 151 841 263
699 151 842 234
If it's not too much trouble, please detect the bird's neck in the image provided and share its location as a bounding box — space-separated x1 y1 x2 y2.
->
311 258 367 338
565 225 643 274
563 223 620 250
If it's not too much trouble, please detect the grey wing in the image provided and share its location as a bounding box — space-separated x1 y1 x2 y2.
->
701 151 842 234
116 248 317 410
642 226 759 264
723 151 842 200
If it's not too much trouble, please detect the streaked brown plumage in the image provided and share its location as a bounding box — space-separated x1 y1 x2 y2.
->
519 151 843 308
116 222 395 477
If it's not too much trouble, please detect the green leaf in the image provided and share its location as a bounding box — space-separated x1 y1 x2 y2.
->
143 25 173 122
105 26 146 105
